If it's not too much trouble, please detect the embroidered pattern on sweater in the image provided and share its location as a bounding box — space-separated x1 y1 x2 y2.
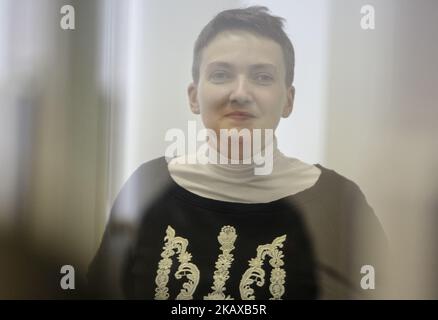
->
154 226 200 300
204 226 237 300
239 235 287 300
154 225 287 300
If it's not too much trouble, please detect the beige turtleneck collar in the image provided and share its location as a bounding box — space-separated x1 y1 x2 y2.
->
167 138 321 203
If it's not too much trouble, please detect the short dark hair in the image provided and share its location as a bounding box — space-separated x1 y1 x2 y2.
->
192 6 295 86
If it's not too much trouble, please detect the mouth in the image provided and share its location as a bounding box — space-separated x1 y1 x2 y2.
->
224 111 256 120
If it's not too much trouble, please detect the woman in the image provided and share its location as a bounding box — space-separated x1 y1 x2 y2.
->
89 6 387 300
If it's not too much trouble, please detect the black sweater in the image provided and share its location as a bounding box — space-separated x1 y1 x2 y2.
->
88 157 387 299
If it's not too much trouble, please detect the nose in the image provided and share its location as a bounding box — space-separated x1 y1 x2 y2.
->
229 75 252 106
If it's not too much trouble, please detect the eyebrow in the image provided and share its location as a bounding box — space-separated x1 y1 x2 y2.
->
206 62 234 69
250 63 277 71
206 61 277 72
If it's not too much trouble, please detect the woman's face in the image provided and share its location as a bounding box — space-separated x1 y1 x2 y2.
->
188 30 294 139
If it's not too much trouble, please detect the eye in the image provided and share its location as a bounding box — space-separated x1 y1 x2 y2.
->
253 73 274 85
209 70 232 83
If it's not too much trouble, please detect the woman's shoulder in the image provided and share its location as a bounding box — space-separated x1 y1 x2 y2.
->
313 164 366 195
111 157 172 219
134 156 169 178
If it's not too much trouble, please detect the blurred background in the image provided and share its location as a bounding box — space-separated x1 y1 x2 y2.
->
0 0 437 298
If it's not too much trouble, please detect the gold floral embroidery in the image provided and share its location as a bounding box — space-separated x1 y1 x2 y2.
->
204 226 237 300
154 225 288 300
239 235 287 300
154 225 200 300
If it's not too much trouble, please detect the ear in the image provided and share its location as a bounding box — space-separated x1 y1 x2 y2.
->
188 83 200 114
282 86 294 118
